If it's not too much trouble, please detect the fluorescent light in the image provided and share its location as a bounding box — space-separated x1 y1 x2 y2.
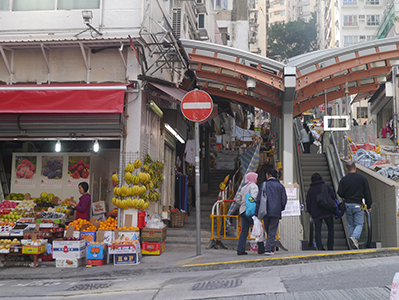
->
55 140 61 152
93 140 99 152
165 123 185 144
149 100 163 118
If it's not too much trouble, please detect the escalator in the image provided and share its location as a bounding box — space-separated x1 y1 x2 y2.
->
294 120 372 251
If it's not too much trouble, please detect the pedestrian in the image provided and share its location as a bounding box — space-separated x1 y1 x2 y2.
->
299 123 311 153
337 161 372 249
256 169 287 255
306 173 335 250
235 172 259 255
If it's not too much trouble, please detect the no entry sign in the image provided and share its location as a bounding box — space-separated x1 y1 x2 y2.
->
181 90 213 122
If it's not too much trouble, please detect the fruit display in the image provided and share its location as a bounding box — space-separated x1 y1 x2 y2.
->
110 236 137 245
68 158 90 179
0 200 18 216
15 158 36 179
112 154 164 210
5 193 25 200
0 211 23 222
98 217 118 230
66 218 95 231
24 239 45 246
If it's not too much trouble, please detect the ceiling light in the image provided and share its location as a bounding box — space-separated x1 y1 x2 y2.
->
93 140 99 152
165 123 185 144
55 140 61 152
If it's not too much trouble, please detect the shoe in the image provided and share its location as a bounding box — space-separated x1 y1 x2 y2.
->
264 251 274 255
237 251 247 255
349 236 359 249
318 248 325 251
258 250 265 254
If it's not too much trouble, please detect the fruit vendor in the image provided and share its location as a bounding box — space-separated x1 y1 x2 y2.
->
70 182 91 221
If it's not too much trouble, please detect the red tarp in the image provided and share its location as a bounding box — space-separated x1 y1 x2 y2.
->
0 83 133 113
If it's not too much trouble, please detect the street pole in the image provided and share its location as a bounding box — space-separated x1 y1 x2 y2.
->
195 122 201 255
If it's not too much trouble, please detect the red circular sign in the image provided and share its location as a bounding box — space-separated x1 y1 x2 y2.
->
181 90 213 122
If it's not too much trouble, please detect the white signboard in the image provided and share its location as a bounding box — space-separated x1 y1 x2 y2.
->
282 200 301 217
286 188 297 200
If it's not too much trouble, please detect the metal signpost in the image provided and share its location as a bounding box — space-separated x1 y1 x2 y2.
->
181 89 213 255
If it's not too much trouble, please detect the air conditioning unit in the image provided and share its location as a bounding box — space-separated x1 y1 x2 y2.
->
196 28 209 40
196 0 204 4
359 15 365 20
251 31 258 37
172 7 183 39
249 37 257 44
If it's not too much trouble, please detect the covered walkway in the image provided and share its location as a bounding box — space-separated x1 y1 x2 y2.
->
180 37 399 183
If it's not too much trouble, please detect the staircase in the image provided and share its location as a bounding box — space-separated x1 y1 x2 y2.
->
299 153 348 250
165 169 236 251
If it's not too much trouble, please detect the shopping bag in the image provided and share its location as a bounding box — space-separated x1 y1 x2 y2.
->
245 193 256 217
251 216 265 242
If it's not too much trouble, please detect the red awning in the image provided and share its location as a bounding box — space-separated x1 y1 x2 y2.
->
0 83 135 113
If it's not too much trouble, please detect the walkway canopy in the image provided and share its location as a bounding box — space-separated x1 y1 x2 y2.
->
181 37 399 118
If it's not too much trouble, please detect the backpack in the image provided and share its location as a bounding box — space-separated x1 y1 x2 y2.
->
316 184 336 213
245 192 256 217
309 131 314 143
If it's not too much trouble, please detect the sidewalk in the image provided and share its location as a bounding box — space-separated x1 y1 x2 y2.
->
1 246 399 280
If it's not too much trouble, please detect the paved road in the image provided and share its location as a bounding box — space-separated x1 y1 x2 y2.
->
1 256 396 299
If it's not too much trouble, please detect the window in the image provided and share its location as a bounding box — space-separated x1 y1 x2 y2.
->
58 0 100 9
198 13 205 28
281 10 285 16
357 107 368 118
365 0 379 4
13 0 54 11
270 2 274 7
343 0 357 5
0 0 9 10
270 12 274 18
366 35 375 41
366 15 380 26
344 36 359 46
343 15 358 26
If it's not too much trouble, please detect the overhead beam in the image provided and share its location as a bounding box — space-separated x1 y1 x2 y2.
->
0 46 12 75
296 66 391 101
203 87 281 118
188 53 284 91
296 45 399 90
195 69 281 104
294 84 379 116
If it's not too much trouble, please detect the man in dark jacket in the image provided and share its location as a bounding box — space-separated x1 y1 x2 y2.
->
306 173 336 250
338 161 372 249
256 169 287 255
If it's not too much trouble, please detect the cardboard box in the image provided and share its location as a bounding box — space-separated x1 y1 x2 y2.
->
142 241 165 255
56 258 84 268
52 239 86 259
115 230 140 241
87 258 107 266
96 230 114 244
141 227 167 242
80 231 96 244
113 253 140 265
22 244 46 254
108 241 140 254
87 243 107 260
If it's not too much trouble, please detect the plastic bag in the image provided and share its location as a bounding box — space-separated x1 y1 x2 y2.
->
146 214 165 229
251 216 265 242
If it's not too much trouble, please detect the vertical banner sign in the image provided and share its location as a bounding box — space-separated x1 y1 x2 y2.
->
181 90 214 256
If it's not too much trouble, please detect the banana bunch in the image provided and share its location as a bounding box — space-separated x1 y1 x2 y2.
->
138 172 151 183
145 180 154 190
149 190 161 201
127 186 133 196
145 154 153 164
119 185 128 197
124 172 132 184
155 170 164 182
111 173 119 183
113 186 121 196
131 174 140 185
140 193 149 201
132 185 141 195
151 161 164 170
142 163 151 172
136 198 145 209
134 158 142 169
124 162 135 173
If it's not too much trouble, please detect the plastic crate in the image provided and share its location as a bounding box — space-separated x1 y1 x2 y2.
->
170 212 186 228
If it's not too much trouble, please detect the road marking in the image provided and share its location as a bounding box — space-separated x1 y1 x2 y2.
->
183 247 399 267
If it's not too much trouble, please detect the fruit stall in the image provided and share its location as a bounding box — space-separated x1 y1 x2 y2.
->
0 154 170 268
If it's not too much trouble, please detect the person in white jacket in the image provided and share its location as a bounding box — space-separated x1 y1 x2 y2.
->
235 172 259 255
